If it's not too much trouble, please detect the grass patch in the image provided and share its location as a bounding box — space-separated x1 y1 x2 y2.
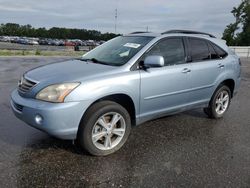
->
0 49 85 57
35 49 41 55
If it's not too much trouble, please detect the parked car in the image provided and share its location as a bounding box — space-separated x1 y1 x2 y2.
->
10 36 19 43
0 36 11 42
38 38 48 45
64 40 76 46
72 39 84 46
54 39 64 46
86 40 95 46
28 39 39 45
16 38 29 45
11 30 241 156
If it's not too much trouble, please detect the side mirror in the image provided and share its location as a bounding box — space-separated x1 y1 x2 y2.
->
144 55 164 68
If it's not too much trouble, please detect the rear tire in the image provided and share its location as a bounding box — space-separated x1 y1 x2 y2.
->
77 101 131 156
204 85 231 119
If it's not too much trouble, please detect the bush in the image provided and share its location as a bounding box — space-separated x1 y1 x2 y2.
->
35 49 41 55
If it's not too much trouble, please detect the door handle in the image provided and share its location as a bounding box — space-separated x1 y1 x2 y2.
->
182 68 191 73
218 63 225 68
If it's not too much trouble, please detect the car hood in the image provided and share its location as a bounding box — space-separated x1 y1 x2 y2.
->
25 59 119 83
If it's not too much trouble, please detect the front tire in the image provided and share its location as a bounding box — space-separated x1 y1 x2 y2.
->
204 85 231 119
77 101 131 156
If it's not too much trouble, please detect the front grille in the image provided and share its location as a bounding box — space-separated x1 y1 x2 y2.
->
18 76 37 93
13 101 23 112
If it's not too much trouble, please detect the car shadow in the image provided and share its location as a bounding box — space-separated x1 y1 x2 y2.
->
182 109 209 118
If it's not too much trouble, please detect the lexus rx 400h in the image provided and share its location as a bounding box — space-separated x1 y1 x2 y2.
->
11 30 241 156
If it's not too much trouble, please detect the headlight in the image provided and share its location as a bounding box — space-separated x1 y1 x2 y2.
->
36 83 80 103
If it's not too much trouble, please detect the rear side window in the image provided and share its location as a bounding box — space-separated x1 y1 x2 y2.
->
189 38 210 62
211 43 228 58
208 43 219 59
146 38 185 66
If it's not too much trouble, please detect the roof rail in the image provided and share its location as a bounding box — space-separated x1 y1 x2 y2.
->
162 30 216 38
129 31 151 34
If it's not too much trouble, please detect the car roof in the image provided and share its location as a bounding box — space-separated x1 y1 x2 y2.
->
125 31 229 52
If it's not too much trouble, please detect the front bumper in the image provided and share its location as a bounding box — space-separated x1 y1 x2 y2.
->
10 89 90 140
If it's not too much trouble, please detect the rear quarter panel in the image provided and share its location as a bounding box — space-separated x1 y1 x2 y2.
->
212 55 241 96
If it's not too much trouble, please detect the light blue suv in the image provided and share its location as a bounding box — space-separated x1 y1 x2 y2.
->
11 30 241 156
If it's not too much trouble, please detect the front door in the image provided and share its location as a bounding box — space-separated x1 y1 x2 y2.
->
139 37 192 120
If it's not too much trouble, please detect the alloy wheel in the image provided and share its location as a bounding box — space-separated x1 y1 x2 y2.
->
91 112 126 150
215 90 230 115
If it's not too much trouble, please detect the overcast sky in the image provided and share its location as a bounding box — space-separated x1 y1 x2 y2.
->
0 0 242 37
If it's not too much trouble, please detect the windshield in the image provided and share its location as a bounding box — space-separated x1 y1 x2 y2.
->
81 36 154 66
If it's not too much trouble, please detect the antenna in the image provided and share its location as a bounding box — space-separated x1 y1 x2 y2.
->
115 8 118 34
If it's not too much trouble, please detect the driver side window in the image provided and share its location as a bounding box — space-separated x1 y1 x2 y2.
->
144 38 186 66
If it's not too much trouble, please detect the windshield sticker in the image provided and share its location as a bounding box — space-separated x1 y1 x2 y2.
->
119 50 130 57
124 43 141 49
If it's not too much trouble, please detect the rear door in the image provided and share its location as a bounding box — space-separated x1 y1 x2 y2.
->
187 37 225 103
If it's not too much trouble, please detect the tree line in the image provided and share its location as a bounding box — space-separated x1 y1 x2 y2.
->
0 23 119 41
222 0 250 46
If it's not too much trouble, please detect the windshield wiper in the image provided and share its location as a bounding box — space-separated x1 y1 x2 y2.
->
79 58 110 65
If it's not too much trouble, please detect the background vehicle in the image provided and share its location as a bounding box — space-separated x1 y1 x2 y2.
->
11 30 241 156
64 40 76 46
28 39 39 45
16 37 29 45
0 36 11 42
38 38 49 45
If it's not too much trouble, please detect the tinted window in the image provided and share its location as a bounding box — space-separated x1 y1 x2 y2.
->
145 38 185 66
211 43 228 58
189 38 210 62
208 43 219 59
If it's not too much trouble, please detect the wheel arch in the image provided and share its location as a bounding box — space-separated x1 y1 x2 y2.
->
219 79 235 97
80 93 137 127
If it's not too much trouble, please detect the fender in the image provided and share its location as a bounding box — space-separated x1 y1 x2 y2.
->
65 71 140 116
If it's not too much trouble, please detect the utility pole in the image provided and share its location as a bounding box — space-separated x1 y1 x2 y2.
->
146 26 149 32
115 8 118 34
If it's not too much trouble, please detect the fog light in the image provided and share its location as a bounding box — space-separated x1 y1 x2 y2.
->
35 114 43 125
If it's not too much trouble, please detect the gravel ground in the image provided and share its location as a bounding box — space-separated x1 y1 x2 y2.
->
0 57 250 188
